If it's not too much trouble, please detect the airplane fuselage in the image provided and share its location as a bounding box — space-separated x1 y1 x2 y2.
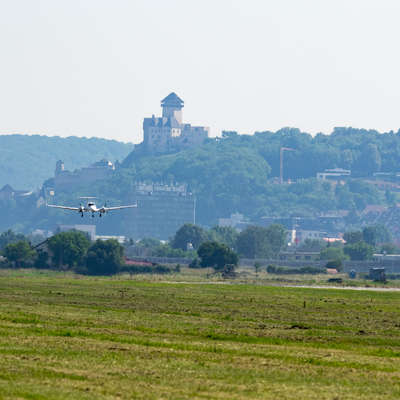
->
81 203 105 217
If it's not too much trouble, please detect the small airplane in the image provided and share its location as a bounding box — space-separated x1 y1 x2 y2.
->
47 197 138 217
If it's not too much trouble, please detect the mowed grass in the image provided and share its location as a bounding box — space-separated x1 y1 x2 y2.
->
0 271 399 399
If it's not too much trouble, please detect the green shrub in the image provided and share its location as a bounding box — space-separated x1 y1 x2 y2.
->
267 265 325 275
119 264 172 275
325 259 343 271
189 258 202 269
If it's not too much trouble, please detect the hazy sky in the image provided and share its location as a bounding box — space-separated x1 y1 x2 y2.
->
1 0 400 143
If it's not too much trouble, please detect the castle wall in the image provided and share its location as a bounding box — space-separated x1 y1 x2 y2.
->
53 166 114 191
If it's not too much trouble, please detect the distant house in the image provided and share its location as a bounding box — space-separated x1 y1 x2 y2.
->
316 168 351 181
0 184 32 201
96 235 126 244
295 229 327 243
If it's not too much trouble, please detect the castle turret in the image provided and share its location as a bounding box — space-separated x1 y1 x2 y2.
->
55 160 64 176
161 92 184 124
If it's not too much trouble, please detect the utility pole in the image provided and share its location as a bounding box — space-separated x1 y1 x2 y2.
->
280 147 295 184
193 196 196 225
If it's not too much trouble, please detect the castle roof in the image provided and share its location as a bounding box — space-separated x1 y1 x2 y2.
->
161 92 184 108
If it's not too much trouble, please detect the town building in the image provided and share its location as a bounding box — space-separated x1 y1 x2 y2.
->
124 182 195 240
316 168 351 181
47 159 115 192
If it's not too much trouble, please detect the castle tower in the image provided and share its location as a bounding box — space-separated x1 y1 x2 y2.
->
161 92 184 124
55 160 64 176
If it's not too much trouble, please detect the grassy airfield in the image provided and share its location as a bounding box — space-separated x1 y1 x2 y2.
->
0 270 399 399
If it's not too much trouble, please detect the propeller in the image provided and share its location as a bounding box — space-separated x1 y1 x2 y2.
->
79 202 84 217
100 200 107 216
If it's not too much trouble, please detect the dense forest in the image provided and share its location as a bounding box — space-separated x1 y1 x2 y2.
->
0 135 134 189
125 126 400 179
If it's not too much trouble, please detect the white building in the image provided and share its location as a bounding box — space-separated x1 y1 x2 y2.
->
316 168 351 181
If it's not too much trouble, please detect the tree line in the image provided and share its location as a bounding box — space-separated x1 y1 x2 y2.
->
0 222 397 276
0 230 124 275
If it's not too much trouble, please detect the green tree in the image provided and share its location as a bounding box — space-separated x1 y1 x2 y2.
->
343 231 363 245
299 239 326 252
153 243 191 258
3 240 35 268
320 247 347 262
265 224 286 257
385 189 397 206
0 230 26 251
197 241 238 271
362 225 391 246
86 239 124 275
47 231 91 269
325 259 343 272
344 241 374 261
34 249 50 269
209 226 239 249
379 243 400 255
171 224 208 250
236 226 271 258
355 143 381 175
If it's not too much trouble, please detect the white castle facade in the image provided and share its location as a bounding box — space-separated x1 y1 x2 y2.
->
142 92 209 154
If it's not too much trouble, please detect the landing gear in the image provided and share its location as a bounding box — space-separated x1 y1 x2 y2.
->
81 213 84 218
99 213 102 217
91 213 94 218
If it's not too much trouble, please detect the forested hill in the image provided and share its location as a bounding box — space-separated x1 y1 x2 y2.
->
116 127 400 224
123 127 400 180
0 135 134 189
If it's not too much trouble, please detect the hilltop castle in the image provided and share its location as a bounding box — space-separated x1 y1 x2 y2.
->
141 92 209 154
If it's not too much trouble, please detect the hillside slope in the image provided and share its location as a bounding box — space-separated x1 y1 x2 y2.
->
117 127 397 224
0 135 134 189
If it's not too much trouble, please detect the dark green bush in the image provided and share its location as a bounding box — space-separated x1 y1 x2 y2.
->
119 264 172 275
189 258 202 269
267 265 325 275
325 259 343 271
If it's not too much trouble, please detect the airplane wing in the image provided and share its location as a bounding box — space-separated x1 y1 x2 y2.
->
47 204 81 211
103 204 138 211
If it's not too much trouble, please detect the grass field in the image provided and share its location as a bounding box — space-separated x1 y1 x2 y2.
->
0 270 399 399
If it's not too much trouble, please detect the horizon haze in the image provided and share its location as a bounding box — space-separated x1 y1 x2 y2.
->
1 0 400 143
